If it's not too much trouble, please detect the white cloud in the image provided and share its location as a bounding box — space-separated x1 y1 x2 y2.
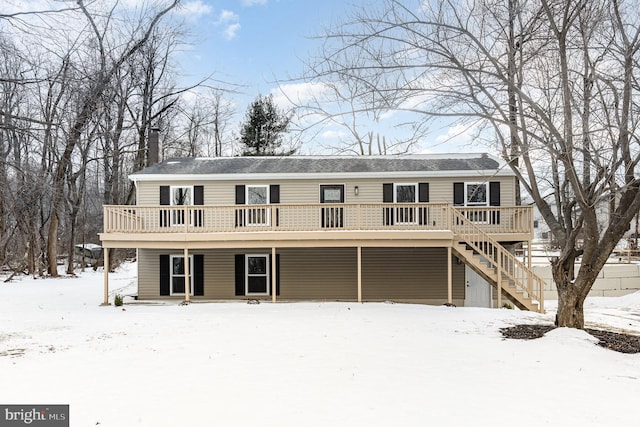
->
223 22 241 40
435 122 477 148
215 9 240 40
271 82 332 109
176 0 213 17
217 9 239 23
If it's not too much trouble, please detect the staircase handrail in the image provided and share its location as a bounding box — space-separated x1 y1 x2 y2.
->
450 206 544 312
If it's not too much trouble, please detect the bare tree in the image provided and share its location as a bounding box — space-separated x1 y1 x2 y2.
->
311 0 640 328
44 0 179 276
166 88 236 157
291 77 421 155
209 89 235 157
0 0 228 276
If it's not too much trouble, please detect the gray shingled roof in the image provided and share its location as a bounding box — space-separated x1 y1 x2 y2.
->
133 154 503 176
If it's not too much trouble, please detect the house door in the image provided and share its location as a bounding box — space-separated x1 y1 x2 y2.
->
464 265 492 308
320 185 344 228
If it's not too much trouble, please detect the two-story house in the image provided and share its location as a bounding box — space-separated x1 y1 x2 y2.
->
99 154 544 312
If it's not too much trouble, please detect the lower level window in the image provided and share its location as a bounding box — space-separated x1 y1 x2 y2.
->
171 255 194 296
246 254 269 295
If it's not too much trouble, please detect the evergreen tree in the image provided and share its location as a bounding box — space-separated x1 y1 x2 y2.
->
238 94 294 156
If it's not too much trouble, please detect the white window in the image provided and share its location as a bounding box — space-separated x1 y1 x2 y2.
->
463 182 489 223
246 255 269 295
394 183 417 224
170 255 193 296
465 183 488 206
395 183 417 203
246 185 269 225
170 186 193 226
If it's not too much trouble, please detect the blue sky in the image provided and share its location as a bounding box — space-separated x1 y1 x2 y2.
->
171 0 480 155
177 0 340 99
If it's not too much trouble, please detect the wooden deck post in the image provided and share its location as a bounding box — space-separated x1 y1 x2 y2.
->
184 247 190 303
497 257 502 309
102 248 110 306
272 247 277 303
447 246 452 305
357 246 362 303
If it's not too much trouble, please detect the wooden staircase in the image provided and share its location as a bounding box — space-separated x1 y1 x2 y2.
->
450 207 544 312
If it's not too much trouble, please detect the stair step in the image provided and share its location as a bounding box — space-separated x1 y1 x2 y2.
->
455 236 544 313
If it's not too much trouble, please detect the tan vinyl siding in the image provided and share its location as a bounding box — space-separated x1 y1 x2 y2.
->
278 248 357 300
138 248 272 299
429 176 515 205
137 248 160 298
361 248 464 300
138 247 357 300
137 247 463 301
136 175 516 207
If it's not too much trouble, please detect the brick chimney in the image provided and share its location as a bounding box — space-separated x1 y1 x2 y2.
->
147 127 160 166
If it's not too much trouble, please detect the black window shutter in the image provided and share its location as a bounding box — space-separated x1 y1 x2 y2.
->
489 182 501 206
160 186 170 205
160 255 170 296
160 186 170 227
489 181 501 225
453 182 464 206
270 185 280 204
419 183 430 203
193 186 204 227
269 254 281 296
235 185 246 205
194 254 204 296
194 186 204 205
383 183 393 203
235 254 245 296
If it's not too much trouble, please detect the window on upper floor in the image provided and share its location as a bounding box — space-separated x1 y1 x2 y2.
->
395 183 417 203
465 183 488 206
171 186 192 206
246 185 269 225
234 185 280 227
171 186 192 226
247 185 269 205
159 185 203 228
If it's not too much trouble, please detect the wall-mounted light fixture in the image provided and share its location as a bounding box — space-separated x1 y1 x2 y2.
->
354 186 359 196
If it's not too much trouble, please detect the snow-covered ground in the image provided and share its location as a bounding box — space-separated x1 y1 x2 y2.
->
1 262 639 426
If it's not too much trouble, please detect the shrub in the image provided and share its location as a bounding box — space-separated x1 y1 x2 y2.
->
114 294 124 307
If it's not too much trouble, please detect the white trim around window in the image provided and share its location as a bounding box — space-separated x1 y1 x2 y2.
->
245 254 270 296
464 182 489 206
393 183 418 203
170 185 193 206
170 254 194 296
245 185 270 226
246 185 269 205
393 183 418 225
169 185 194 227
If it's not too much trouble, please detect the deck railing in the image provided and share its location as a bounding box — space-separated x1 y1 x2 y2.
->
103 203 533 235
451 207 543 311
